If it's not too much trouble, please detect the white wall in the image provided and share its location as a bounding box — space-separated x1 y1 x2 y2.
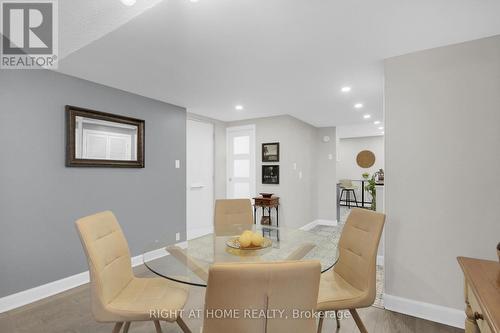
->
337 135 384 182
316 127 337 221
384 35 500 326
227 116 337 228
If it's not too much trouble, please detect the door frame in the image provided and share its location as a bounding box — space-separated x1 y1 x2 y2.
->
226 124 256 199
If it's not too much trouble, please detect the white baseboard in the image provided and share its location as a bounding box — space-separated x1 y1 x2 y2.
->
300 219 338 231
0 243 181 313
384 294 465 329
0 270 90 314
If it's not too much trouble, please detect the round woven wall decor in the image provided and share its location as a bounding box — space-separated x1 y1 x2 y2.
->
356 150 376 168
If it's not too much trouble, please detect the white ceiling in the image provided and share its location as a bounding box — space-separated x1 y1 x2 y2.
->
59 0 163 59
57 0 500 127
337 123 384 139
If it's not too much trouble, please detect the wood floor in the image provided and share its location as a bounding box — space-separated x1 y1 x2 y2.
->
0 266 464 333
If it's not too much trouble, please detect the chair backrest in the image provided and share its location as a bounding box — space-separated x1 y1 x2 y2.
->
214 199 253 228
203 261 321 333
334 208 385 300
339 179 353 188
75 211 133 320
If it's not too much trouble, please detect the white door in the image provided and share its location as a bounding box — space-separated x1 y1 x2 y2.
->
187 119 214 240
226 125 256 199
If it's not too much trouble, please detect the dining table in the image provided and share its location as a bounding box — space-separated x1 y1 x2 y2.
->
142 223 342 287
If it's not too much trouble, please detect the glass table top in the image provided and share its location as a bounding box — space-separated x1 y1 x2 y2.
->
142 224 341 287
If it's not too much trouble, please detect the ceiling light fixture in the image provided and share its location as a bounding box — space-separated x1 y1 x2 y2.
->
189 0 199 2
120 0 136 6
363 114 371 119
341 86 351 93
373 121 381 125
378 126 384 130
235 105 244 111
354 103 363 109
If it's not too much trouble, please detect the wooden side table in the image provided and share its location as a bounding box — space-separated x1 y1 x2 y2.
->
457 257 500 333
253 196 280 227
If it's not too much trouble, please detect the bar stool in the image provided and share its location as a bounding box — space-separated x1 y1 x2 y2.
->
338 179 359 208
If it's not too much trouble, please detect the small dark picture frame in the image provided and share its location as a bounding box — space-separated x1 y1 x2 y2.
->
262 165 279 184
262 142 279 162
66 105 145 168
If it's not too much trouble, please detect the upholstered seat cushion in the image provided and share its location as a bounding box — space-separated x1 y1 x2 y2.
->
108 277 189 322
317 270 371 311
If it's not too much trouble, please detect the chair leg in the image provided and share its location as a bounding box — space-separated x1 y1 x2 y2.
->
352 190 359 207
349 309 367 333
317 311 324 333
153 320 163 333
339 189 345 205
334 310 340 328
176 316 192 333
112 322 124 333
123 322 131 333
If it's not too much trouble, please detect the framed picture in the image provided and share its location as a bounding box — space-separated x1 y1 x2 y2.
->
262 142 279 162
66 105 145 168
262 165 279 184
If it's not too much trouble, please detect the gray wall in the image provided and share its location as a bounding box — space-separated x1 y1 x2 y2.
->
0 70 187 297
227 116 337 228
315 127 337 221
384 35 500 310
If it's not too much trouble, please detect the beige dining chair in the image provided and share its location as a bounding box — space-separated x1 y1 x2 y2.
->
75 211 191 333
317 208 385 333
214 199 253 228
203 261 321 333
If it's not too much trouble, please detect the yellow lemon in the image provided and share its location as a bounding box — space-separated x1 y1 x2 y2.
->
251 233 264 247
242 230 253 236
238 234 252 248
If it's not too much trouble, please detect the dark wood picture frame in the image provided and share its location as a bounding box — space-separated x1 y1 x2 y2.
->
262 165 280 184
66 105 145 168
262 142 280 162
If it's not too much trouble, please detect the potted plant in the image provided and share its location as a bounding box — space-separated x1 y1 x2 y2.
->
364 177 377 211
362 172 370 180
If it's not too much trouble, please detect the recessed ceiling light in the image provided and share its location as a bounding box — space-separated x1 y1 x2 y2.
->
189 0 199 2
381 131 385 135
378 126 384 130
354 103 363 109
373 121 381 125
235 105 244 111
120 0 136 6
341 86 351 93
363 114 371 119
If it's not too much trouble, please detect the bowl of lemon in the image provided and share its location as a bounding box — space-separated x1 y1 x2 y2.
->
226 230 272 250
